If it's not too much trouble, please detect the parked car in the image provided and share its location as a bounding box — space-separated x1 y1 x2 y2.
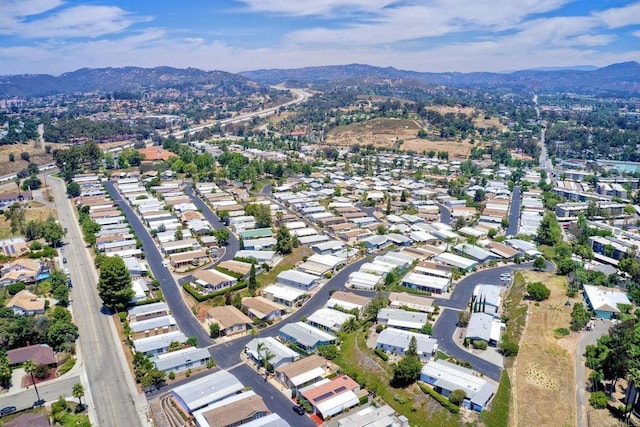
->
0 406 16 416
292 405 305 416
63 257 68 264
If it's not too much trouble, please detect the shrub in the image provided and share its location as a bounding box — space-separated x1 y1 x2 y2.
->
359 395 368 405
7 282 26 295
526 282 551 301
418 383 460 414
589 391 608 409
168 371 175 380
448 389 467 406
375 324 385 333
472 340 488 350
499 340 519 357
34 363 51 379
374 348 389 361
57 357 76 376
553 327 570 337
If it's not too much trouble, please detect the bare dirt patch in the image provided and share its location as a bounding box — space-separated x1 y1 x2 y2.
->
513 271 576 427
325 117 474 158
0 141 54 177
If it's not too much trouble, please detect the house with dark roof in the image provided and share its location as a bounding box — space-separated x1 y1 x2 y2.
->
7 344 56 367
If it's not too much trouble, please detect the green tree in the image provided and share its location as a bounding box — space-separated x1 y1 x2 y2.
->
50 269 70 306
97 256 134 311
4 203 26 234
275 224 293 255
213 228 229 245
209 323 221 338
245 203 272 228
448 389 466 406
66 182 81 198
533 256 546 271
248 263 257 296
0 351 11 388
536 212 562 246
72 382 85 408
392 336 422 386
317 344 339 360
39 217 65 247
527 282 551 301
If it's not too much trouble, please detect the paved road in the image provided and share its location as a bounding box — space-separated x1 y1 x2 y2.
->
51 177 146 427
104 181 212 346
431 262 542 382
507 186 521 237
576 320 610 427
261 183 272 196
434 202 452 225
207 257 370 369
355 202 377 220
183 184 239 263
0 375 79 411
432 309 502 381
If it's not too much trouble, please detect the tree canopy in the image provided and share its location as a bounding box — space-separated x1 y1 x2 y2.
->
97 256 134 311
536 212 562 246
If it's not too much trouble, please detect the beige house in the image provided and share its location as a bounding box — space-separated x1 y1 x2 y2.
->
169 249 208 269
7 290 46 316
207 305 253 336
241 296 286 321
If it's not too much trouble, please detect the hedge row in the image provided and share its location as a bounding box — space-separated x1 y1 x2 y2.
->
374 348 389 361
182 281 247 302
215 266 245 279
418 382 460 414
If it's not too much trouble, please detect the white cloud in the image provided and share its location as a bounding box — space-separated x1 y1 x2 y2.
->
236 0 397 17
593 2 640 28
0 2 148 39
0 0 63 32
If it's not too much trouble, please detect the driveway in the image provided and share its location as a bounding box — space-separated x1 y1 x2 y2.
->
576 319 611 427
432 309 502 381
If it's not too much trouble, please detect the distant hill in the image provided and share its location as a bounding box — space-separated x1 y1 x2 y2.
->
241 62 640 94
0 66 259 97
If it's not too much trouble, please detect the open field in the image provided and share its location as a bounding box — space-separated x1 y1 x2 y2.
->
0 141 53 177
0 200 58 240
325 117 474 158
512 271 576 427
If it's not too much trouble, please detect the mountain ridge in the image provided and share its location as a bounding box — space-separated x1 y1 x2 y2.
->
0 66 257 97
240 61 640 94
1 62 639 97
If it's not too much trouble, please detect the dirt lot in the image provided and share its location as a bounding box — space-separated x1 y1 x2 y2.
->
325 117 474 158
0 141 53 177
511 271 576 427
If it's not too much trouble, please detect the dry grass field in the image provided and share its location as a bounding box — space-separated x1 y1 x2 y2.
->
0 200 58 239
325 117 475 158
0 141 53 177
511 271 576 427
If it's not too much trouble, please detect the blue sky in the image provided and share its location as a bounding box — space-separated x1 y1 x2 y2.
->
1 0 639 75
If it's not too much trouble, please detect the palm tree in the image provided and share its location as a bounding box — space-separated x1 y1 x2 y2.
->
72 382 85 409
23 360 42 403
262 350 276 380
255 341 266 369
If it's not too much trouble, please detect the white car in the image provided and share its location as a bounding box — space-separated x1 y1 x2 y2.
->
64 267 70 275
